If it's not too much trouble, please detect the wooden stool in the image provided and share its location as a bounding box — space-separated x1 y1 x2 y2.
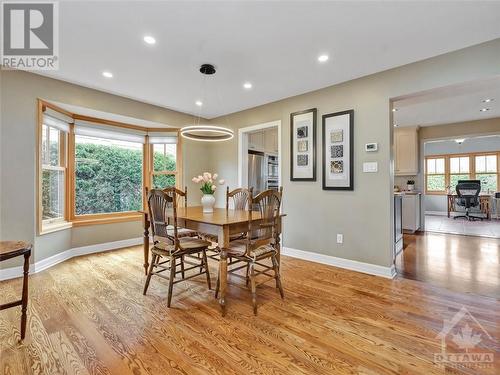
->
0 241 32 340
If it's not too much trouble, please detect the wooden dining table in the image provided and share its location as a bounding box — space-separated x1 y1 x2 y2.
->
139 206 285 315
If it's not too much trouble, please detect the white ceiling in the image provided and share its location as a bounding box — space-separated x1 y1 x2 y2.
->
40 1 500 118
393 76 500 127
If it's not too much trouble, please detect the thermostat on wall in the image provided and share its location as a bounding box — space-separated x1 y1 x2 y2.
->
365 143 378 152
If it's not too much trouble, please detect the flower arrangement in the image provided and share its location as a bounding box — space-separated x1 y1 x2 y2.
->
192 172 225 195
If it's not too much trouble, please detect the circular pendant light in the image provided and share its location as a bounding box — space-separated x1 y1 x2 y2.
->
180 64 233 142
180 125 233 142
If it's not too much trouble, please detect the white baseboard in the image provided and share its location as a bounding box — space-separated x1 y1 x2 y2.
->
0 237 142 281
282 247 396 279
425 211 448 216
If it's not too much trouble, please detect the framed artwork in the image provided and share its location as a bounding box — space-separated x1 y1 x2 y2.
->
322 110 354 190
290 108 317 181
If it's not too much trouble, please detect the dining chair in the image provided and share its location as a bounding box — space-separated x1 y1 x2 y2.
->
215 187 284 315
201 187 254 259
143 188 212 307
145 186 198 238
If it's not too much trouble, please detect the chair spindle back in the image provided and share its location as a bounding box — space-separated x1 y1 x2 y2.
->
147 188 179 249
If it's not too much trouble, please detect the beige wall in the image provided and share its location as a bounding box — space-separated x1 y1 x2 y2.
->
0 70 210 266
419 117 500 140
208 39 500 267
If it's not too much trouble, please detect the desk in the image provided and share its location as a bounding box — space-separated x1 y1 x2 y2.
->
447 194 492 220
139 206 284 315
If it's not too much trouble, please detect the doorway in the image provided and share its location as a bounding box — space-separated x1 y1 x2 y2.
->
238 120 281 192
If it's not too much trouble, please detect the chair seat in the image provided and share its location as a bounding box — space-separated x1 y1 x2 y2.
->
153 237 211 256
199 232 246 244
167 226 198 238
224 239 276 260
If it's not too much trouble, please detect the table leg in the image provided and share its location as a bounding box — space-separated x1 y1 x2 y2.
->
143 216 150 275
447 195 451 218
218 226 229 316
20 252 30 340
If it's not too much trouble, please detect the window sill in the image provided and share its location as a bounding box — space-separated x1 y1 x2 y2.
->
71 213 142 227
40 221 73 235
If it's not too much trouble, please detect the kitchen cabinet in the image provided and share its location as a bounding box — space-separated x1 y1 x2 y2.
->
264 127 278 154
402 193 421 233
248 131 264 151
248 128 278 154
395 126 418 176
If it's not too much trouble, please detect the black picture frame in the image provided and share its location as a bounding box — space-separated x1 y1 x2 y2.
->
290 108 317 181
322 110 354 190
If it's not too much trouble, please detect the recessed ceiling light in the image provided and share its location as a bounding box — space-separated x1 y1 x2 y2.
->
243 82 252 89
195 100 203 106
102 71 113 78
392 108 398 112
482 98 494 103
143 35 156 45
318 54 329 63
480 108 490 112
393 124 398 127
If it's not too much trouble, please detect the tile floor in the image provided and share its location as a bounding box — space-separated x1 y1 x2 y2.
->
425 214 500 238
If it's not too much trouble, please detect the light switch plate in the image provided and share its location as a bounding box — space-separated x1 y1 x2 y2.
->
363 162 378 173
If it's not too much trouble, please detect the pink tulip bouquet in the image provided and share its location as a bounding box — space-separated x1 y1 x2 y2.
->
192 172 225 195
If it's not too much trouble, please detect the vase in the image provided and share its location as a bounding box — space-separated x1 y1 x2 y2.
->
407 184 414 191
201 194 216 213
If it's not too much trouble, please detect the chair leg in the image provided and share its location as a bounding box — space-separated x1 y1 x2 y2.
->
143 254 157 295
271 254 284 299
215 274 220 299
167 256 176 308
20 253 30 340
245 263 250 287
202 249 211 290
250 262 257 315
180 255 185 279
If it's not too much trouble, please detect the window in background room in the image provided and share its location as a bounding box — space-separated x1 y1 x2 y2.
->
149 134 179 189
425 157 446 192
74 125 145 215
41 114 69 228
475 154 498 192
449 156 470 192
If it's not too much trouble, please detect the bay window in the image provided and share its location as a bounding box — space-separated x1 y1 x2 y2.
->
475 154 498 192
425 157 446 192
37 100 182 233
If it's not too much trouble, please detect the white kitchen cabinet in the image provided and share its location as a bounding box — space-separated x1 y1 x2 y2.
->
248 131 264 151
264 127 278 154
402 194 421 233
395 126 418 176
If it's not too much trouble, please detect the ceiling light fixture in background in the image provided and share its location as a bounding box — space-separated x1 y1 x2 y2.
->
480 108 490 112
318 54 329 63
482 98 494 103
243 82 252 89
143 35 156 45
195 100 203 106
102 71 113 78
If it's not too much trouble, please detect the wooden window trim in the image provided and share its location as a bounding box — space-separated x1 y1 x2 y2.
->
425 151 500 195
37 99 182 233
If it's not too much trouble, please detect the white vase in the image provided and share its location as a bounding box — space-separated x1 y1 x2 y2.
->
407 184 414 191
201 194 216 213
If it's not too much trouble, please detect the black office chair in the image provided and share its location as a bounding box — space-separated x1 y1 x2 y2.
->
454 180 483 221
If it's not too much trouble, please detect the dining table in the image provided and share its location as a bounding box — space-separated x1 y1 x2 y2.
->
139 206 285 315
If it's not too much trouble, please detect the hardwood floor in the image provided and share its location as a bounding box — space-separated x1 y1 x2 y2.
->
397 232 500 298
1 245 498 374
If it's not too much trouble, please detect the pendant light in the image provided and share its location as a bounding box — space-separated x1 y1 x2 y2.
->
180 64 234 142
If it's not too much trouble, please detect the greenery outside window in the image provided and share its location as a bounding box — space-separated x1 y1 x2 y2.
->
75 135 144 215
40 112 70 232
475 154 498 192
449 156 470 192
425 157 445 192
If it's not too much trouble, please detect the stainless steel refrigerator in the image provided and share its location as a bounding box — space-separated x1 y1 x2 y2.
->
248 151 266 195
